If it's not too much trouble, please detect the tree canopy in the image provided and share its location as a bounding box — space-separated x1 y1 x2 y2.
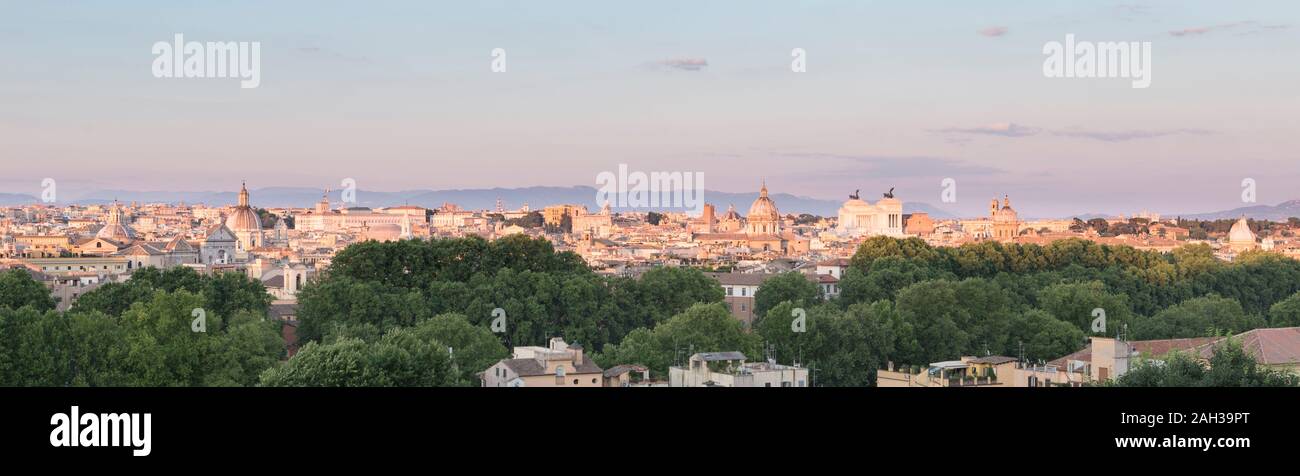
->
745 235 1300 384
294 236 723 354
0 267 280 386
0 269 57 312
1109 339 1299 387
596 303 760 378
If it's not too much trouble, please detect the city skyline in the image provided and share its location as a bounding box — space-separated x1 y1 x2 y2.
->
2 181 1298 221
3 1 1298 217
6 2 1300 460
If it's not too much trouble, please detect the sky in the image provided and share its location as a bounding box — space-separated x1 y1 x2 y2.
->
1 1 1298 217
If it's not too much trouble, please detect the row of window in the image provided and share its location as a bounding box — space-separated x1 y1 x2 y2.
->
44 265 122 271
724 286 750 297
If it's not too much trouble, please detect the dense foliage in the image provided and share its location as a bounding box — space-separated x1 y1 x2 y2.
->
1108 339 1300 387
6 232 1298 388
0 267 280 386
294 235 723 352
595 303 759 377
283 235 728 384
753 236 1300 386
260 313 506 387
0 269 57 312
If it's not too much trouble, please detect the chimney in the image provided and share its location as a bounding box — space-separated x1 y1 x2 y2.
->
570 343 584 365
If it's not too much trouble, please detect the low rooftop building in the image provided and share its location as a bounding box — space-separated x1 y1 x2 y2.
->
481 337 604 388
669 351 808 387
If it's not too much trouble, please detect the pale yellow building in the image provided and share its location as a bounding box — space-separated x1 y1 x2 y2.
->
14 235 71 258
481 338 603 387
878 337 1146 388
542 204 588 227
18 256 131 276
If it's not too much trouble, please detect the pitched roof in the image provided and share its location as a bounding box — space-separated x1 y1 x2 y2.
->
162 236 195 252
705 272 820 287
114 243 165 256
268 302 298 321
500 357 603 377
75 237 126 247
1195 327 1300 365
204 224 236 241
262 275 285 288
817 258 852 267
816 274 839 284
603 364 648 378
1048 337 1222 368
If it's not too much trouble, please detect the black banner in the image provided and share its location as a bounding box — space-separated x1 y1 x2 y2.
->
2 387 1289 465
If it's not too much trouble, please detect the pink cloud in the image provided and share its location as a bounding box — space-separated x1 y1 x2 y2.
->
978 26 1009 37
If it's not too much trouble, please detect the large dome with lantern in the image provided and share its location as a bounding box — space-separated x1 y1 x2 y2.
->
225 182 263 234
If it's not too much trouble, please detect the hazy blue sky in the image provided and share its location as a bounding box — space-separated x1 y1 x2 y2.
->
1 1 1297 216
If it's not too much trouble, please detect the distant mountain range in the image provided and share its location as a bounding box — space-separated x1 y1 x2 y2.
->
1175 200 1300 221
0 193 37 205
0 186 957 218
1060 201 1300 222
8 186 1300 222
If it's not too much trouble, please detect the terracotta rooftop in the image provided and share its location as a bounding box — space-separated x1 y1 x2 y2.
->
1049 337 1222 368
1195 327 1300 365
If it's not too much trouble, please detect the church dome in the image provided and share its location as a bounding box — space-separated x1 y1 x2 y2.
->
992 196 1018 222
225 182 263 233
722 204 741 221
1228 216 1256 244
226 208 261 232
96 202 136 242
747 183 780 221
993 207 1017 222
96 223 136 241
